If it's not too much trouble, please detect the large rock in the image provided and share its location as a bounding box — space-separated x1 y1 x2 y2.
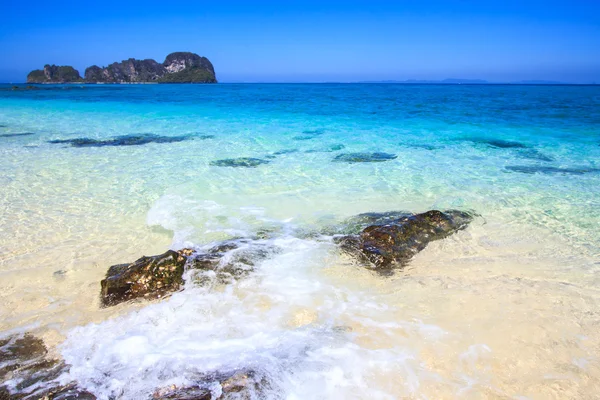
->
100 240 278 306
84 58 166 83
337 210 473 269
160 52 216 83
26 65 82 83
82 52 216 83
100 250 187 306
0 334 94 400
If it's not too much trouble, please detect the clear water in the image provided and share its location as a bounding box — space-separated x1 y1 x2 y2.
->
1 84 600 399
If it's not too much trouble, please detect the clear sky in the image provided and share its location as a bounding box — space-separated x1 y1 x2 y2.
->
1 0 599 83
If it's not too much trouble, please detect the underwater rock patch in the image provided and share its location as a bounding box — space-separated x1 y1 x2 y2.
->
305 144 346 153
48 133 193 147
332 152 397 163
505 165 600 175
470 138 527 148
400 143 438 150
336 210 473 270
210 157 270 167
187 239 280 284
292 129 325 141
272 149 299 155
517 149 554 162
0 132 35 138
100 250 187 307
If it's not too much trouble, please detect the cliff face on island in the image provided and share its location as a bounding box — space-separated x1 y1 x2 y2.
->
27 65 83 83
26 52 216 84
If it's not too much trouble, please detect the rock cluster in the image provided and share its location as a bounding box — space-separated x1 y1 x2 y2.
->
4 208 474 398
27 52 216 84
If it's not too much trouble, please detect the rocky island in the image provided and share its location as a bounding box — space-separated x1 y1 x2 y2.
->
26 52 216 84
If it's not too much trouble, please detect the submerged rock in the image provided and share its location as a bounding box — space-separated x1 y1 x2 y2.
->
292 135 317 141
187 239 279 284
470 138 527 148
48 134 192 147
0 132 35 138
100 250 187 306
400 143 438 150
332 152 397 163
292 129 325 141
505 165 600 175
153 370 268 400
305 144 346 153
337 210 473 269
272 149 299 155
517 149 554 162
210 157 270 167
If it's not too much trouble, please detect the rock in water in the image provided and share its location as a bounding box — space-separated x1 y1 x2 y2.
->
332 152 397 163
0 334 95 400
505 165 599 175
337 210 473 269
209 157 270 167
468 138 527 148
48 133 191 147
100 250 187 306
153 370 267 400
26 65 82 83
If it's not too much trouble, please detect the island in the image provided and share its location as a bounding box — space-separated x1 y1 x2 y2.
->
26 52 217 84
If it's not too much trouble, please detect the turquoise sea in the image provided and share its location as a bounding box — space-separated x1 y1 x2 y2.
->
1 83 600 399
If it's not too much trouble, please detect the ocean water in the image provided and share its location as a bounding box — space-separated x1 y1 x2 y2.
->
1 83 600 399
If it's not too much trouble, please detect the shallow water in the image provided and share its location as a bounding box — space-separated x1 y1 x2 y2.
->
1 83 600 399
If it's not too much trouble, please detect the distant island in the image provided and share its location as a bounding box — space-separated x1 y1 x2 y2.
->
358 79 565 84
26 52 217 84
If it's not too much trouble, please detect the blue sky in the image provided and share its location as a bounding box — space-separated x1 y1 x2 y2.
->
1 0 599 82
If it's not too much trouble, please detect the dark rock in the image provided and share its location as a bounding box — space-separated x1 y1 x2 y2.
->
100 239 278 306
272 149 299 155
153 370 267 400
210 158 270 167
302 129 325 135
84 58 166 83
337 210 473 269
292 129 325 141
305 144 346 153
516 149 555 162
0 334 93 400
187 239 279 283
292 135 317 141
100 250 187 307
40 384 97 400
400 143 437 150
82 52 216 84
471 138 527 148
27 65 82 84
48 134 190 147
505 165 600 175
0 132 35 138
332 152 397 163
